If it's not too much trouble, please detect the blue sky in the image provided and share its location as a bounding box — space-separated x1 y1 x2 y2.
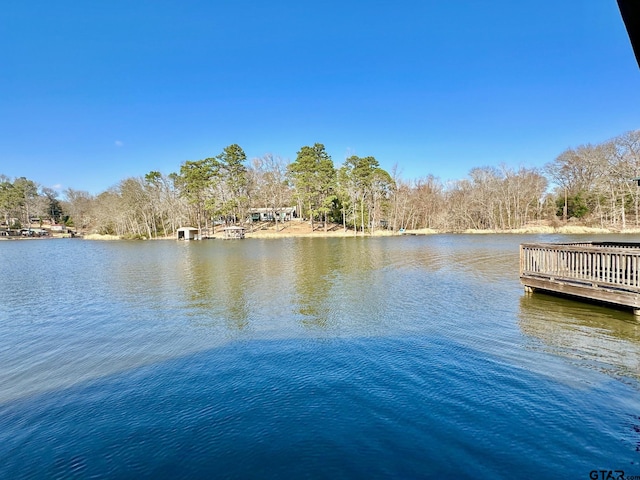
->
1 0 639 195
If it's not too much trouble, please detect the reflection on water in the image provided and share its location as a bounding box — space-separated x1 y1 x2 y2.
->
518 292 640 380
289 238 394 330
290 238 336 328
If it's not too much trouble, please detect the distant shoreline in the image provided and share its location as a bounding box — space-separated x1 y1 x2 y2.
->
4 224 639 242
77 224 640 241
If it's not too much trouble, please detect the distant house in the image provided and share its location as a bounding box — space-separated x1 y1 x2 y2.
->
50 224 67 233
248 207 297 222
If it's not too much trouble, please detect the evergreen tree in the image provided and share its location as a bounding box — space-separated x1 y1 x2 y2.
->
176 157 220 231
288 143 335 231
217 144 248 224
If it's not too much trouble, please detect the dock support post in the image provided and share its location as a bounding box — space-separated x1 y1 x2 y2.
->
524 286 534 293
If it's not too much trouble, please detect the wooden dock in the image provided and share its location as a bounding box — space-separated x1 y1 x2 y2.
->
520 242 640 316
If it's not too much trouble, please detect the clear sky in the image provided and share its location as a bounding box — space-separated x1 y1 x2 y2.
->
1 0 639 195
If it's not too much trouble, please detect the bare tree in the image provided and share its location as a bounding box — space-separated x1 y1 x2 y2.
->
251 154 292 232
63 189 95 233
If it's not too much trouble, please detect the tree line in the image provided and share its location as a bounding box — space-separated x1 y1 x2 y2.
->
1 130 639 237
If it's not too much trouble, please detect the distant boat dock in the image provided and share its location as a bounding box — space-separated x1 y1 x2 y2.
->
520 241 640 316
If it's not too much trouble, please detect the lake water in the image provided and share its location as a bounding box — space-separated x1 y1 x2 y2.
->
1 234 639 479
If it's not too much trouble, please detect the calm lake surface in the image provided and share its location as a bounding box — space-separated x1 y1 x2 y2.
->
1 234 639 479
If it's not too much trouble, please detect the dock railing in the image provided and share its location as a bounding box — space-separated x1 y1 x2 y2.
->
520 242 640 292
